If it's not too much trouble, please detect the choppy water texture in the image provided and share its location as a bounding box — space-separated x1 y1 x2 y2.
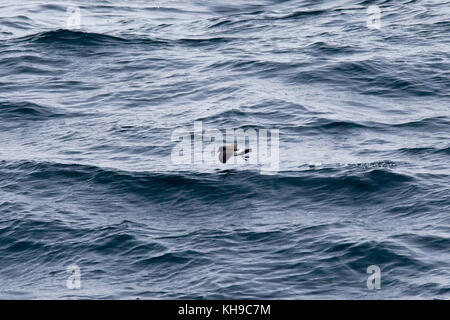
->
0 0 449 299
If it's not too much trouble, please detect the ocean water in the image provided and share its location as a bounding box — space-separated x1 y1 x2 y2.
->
0 0 449 299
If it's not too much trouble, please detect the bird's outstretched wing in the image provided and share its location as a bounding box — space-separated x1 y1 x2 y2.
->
234 148 251 156
218 145 251 163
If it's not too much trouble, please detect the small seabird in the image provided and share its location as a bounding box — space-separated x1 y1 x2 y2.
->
218 143 251 163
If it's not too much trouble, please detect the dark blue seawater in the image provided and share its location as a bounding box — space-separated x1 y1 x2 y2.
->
0 0 449 299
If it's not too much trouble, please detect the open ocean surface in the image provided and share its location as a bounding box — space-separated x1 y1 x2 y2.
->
0 0 449 299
